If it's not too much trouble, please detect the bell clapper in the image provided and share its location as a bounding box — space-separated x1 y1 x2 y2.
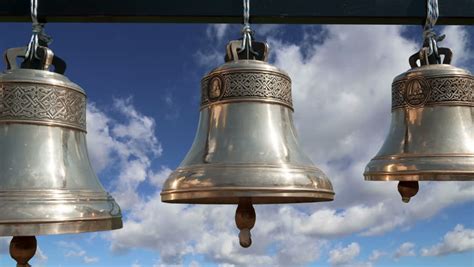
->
9 236 37 267
235 199 256 248
397 181 419 203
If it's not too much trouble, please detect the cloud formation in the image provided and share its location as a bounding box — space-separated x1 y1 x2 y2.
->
394 242 416 259
87 98 162 210
57 241 99 264
328 242 361 266
421 224 474 257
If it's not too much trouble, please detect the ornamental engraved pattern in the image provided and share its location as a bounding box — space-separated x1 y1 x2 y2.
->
201 72 292 107
392 76 474 109
0 83 86 130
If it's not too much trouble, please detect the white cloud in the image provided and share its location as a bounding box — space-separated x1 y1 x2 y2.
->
86 104 117 173
194 50 221 67
272 234 326 265
327 247 384 267
87 98 163 210
35 247 48 261
289 203 393 237
328 242 361 266
207 24 230 42
421 224 474 256
109 193 328 265
441 26 471 66
109 196 201 264
83 256 99 264
195 24 232 68
394 242 416 259
254 24 281 36
368 249 386 262
57 241 99 264
65 249 86 258
30 246 48 267
162 93 180 120
148 166 173 188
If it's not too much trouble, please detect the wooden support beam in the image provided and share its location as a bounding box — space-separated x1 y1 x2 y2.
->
0 0 473 24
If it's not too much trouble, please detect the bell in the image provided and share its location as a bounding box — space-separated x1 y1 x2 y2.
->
0 46 122 239
364 47 474 202
161 40 334 247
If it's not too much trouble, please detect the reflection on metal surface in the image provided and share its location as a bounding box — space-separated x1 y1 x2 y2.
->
364 48 474 202
161 40 334 247
0 46 122 236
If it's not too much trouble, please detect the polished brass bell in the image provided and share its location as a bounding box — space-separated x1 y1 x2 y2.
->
364 47 474 202
0 46 122 237
161 40 334 247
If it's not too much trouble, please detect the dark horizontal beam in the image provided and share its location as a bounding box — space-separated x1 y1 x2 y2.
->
1 0 474 24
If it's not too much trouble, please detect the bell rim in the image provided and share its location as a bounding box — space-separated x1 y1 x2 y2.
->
0 188 123 236
364 172 474 181
0 217 123 236
364 154 474 181
161 187 335 204
371 153 474 159
161 163 335 204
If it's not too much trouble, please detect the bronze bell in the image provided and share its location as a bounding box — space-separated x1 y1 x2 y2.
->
161 40 334 247
364 47 474 202
0 46 122 244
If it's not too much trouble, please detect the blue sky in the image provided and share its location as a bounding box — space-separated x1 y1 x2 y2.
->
0 22 473 266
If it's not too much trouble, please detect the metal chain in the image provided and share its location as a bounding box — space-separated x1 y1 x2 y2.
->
25 0 52 61
238 0 258 59
421 0 445 63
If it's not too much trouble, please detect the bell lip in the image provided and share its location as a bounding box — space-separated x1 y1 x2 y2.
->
0 217 123 236
161 163 335 204
371 153 474 159
364 172 474 181
0 190 123 236
161 187 334 204
364 154 474 181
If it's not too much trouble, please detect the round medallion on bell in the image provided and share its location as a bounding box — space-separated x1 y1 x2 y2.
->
161 40 335 247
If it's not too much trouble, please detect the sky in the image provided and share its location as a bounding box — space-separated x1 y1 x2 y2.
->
0 22 473 267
